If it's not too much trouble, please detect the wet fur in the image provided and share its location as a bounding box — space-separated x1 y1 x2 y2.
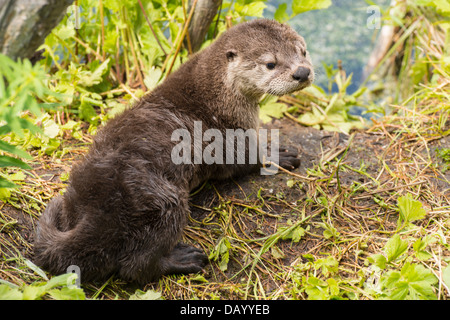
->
34 19 313 284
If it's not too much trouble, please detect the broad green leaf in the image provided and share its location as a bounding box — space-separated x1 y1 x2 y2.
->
274 3 289 22
381 262 437 300
412 236 435 261
143 68 163 91
0 285 23 300
47 287 85 300
305 276 329 300
327 278 340 297
385 234 408 263
271 245 285 259
78 58 111 87
42 118 61 139
279 224 305 242
434 0 450 14
22 285 46 300
79 102 98 124
368 253 387 269
209 237 231 272
292 0 332 15
259 96 288 124
315 256 339 277
397 193 427 223
43 139 61 156
235 1 267 17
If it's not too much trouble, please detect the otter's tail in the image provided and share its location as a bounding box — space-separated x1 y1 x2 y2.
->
34 196 75 275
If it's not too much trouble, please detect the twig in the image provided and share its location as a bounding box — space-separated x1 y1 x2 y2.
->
137 0 167 56
166 0 199 75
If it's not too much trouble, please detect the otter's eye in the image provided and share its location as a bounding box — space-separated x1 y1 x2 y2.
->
266 63 276 70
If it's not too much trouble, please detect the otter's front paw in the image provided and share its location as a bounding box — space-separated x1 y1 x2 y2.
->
279 146 300 171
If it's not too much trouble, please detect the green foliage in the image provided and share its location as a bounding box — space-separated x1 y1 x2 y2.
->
367 233 440 300
380 262 437 300
0 272 85 300
1 0 449 301
397 193 427 227
364 194 441 300
209 237 232 272
291 0 332 16
436 148 450 172
259 95 288 124
0 54 63 189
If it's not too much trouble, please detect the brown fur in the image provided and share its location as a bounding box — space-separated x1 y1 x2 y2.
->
33 19 314 284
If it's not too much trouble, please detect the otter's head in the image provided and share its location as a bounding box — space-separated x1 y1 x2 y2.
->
222 19 314 99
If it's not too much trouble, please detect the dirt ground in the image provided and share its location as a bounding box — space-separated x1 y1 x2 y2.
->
1 117 449 299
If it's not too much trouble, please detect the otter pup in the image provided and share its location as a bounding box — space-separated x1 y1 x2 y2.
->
34 19 314 284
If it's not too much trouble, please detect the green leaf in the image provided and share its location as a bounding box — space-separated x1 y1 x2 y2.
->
274 3 289 22
413 236 435 261
259 96 288 124
442 265 450 290
0 140 32 160
326 278 340 297
381 263 437 300
0 284 23 300
24 259 48 280
368 253 387 269
78 58 111 87
235 1 267 17
304 276 329 300
384 234 408 263
279 224 306 242
397 193 427 224
0 155 31 170
129 289 163 300
0 187 11 200
271 245 285 259
292 0 332 15
47 287 85 300
209 237 231 272
42 118 61 139
315 256 339 277
433 0 450 14
79 101 98 124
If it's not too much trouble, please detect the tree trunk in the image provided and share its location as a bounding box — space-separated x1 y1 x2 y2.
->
0 0 74 61
187 0 222 53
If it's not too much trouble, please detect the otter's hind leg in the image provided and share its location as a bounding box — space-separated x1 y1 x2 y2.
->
117 180 208 284
159 242 208 276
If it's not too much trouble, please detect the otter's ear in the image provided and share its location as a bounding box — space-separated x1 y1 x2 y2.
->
226 49 237 62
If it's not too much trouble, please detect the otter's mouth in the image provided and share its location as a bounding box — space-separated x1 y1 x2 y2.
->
268 80 312 96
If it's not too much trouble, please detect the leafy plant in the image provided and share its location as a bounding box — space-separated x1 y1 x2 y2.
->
368 235 407 270
0 272 85 300
209 237 232 272
379 262 437 300
0 54 63 189
367 233 439 300
397 193 427 228
436 148 450 172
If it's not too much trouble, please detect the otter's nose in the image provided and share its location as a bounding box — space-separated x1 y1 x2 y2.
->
293 67 311 82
